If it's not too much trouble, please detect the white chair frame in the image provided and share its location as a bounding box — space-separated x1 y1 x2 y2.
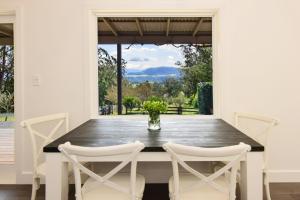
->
21 113 69 200
234 112 278 200
163 142 251 200
59 141 145 200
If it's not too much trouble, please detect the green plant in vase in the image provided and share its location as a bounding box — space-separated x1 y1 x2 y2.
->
143 100 167 131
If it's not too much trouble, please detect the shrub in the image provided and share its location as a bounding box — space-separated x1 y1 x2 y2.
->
191 92 199 108
123 96 140 114
148 96 163 102
198 82 213 115
0 92 14 121
172 91 186 107
0 92 14 114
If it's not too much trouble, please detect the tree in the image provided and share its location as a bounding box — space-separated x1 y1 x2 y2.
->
172 91 186 107
135 81 153 102
123 96 140 114
0 92 14 120
179 45 212 97
98 47 126 106
0 45 14 95
163 77 182 98
152 82 165 98
122 79 136 97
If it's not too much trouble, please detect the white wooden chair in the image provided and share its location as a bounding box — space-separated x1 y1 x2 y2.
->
20 113 69 200
58 141 146 200
163 142 251 200
234 112 279 200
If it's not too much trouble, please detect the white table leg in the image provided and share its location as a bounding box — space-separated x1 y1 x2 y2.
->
46 153 69 200
240 152 263 200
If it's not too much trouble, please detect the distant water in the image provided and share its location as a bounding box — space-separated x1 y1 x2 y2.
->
125 66 181 83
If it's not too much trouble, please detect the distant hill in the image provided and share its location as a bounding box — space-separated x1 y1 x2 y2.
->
125 66 181 83
127 66 181 76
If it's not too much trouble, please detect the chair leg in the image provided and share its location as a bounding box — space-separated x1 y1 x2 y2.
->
31 177 39 200
264 174 272 200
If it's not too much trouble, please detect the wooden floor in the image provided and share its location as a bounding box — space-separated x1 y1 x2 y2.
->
0 129 14 164
0 183 300 200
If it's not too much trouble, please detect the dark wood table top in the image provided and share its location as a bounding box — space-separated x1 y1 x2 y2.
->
44 117 264 152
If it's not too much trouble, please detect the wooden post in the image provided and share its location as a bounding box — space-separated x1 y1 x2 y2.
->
117 44 122 115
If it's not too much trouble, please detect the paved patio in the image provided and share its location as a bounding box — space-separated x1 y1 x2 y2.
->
0 121 14 129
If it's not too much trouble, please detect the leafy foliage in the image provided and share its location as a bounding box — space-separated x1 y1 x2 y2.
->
0 45 14 95
179 45 212 97
123 96 141 114
98 44 213 115
152 82 165 98
98 47 126 106
0 92 14 114
198 82 213 115
0 45 14 115
143 100 168 121
148 96 163 102
163 77 182 97
171 91 186 107
135 81 153 102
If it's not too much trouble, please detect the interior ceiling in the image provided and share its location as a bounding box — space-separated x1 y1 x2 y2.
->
98 17 212 45
0 24 13 45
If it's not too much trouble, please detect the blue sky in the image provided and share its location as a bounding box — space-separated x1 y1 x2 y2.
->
99 44 184 71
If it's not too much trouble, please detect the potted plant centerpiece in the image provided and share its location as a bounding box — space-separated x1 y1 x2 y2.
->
143 100 167 131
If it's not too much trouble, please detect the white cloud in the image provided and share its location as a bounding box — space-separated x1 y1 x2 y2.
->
101 44 184 70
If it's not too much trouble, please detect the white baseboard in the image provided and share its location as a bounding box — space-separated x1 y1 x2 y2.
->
16 171 33 184
16 168 300 184
269 170 300 182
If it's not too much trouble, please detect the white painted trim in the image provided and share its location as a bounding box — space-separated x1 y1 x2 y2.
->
93 9 217 17
86 10 99 118
268 170 300 183
0 7 25 184
212 12 221 118
86 9 221 118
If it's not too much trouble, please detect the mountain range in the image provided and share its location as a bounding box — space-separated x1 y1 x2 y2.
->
125 66 181 83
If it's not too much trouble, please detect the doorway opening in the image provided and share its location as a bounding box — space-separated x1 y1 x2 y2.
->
0 23 14 165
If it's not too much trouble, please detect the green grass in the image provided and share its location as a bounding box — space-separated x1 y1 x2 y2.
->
0 115 15 122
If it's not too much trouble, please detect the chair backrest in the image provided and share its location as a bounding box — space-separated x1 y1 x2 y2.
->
163 142 251 200
59 141 145 200
234 112 278 167
20 113 69 173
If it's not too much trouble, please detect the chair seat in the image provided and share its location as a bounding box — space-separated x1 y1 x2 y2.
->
82 173 145 200
169 174 230 200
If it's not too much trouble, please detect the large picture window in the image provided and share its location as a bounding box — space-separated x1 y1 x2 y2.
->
97 17 212 116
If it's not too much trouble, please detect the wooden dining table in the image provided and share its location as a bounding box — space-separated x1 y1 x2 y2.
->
43 116 264 200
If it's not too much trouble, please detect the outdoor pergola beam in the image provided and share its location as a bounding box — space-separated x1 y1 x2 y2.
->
192 18 204 37
0 38 13 45
0 29 13 37
166 18 170 36
135 18 143 36
102 18 118 36
98 35 212 44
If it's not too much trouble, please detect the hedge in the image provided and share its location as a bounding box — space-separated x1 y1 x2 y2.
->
198 82 213 115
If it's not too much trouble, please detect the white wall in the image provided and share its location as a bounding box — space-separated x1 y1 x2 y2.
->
0 0 299 183
218 0 300 181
